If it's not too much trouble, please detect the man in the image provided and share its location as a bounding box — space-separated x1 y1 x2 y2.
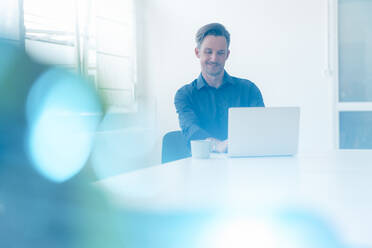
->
174 23 264 153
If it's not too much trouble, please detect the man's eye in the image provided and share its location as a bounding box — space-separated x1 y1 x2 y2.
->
204 50 212 54
218 51 225 55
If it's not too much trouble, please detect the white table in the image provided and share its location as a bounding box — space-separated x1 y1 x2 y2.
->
97 150 372 247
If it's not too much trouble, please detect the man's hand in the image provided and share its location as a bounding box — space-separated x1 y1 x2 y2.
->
206 137 228 153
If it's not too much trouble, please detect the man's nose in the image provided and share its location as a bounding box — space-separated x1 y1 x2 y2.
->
210 52 217 62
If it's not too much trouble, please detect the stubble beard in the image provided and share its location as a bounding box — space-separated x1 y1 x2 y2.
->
205 63 223 77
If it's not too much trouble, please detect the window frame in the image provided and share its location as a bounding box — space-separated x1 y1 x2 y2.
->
21 0 138 113
332 0 372 149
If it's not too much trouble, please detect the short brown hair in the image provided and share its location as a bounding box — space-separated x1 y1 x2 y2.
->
195 23 230 48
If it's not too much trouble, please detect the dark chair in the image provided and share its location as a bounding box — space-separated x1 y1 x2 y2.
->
161 131 191 164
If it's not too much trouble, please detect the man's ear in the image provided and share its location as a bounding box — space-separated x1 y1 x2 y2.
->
195 47 200 58
226 49 230 60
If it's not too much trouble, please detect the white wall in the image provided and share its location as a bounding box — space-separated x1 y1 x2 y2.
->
139 0 334 163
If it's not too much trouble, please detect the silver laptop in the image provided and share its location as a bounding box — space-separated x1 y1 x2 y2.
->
228 107 300 157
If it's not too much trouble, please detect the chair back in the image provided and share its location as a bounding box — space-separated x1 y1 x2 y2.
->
161 131 190 164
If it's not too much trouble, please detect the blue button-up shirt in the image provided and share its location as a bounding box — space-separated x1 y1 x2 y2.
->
174 71 265 143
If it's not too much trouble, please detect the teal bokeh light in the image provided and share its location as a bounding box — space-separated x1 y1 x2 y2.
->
272 208 345 248
199 208 345 248
26 68 102 182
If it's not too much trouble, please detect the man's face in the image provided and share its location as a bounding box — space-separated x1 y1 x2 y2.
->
195 35 230 77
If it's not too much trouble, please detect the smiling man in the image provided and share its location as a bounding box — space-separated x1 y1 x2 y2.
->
175 23 265 153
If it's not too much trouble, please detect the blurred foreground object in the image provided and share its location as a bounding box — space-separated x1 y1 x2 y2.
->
0 41 122 247
0 40 103 182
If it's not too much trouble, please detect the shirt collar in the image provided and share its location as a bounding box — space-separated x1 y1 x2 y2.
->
196 71 235 90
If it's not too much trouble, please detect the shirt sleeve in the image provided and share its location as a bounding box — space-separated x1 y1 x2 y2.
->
174 87 211 142
249 83 265 107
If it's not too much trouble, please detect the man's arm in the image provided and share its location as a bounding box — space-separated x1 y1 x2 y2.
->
174 87 211 142
175 87 227 153
249 83 265 107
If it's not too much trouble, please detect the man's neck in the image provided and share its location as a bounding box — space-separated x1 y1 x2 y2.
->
202 71 224 88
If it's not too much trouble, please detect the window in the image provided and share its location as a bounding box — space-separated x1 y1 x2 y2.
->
0 0 22 45
23 0 137 111
336 0 372 149
23 0 79 68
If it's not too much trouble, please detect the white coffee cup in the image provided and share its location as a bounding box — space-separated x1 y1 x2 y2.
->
190 139 211 159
